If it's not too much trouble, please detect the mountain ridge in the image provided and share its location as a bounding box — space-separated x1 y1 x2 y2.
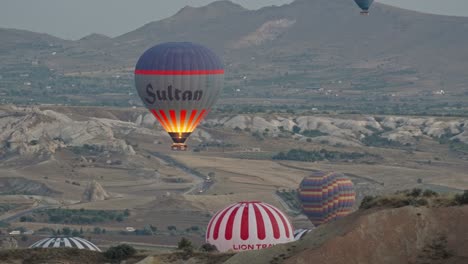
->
1 0 468 101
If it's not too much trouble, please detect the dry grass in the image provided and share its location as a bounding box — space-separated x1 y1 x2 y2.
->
359 189 460 210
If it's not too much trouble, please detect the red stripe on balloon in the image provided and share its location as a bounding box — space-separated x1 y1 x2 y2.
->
225 206 241 240
169 110 178 131
180 110 187 132
186 110 198 132
150 109 169 131
265 203 291 238
240 204 250 240
134 69 224 75
253 203 266 240
206 208 224 239
258 203 280 239
213 204 236 240
189 109 207 131
158 110 174 132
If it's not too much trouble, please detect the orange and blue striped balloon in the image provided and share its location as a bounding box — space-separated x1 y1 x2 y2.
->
298 171 355 226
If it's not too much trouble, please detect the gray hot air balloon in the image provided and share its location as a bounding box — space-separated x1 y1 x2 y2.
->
134 42 224 150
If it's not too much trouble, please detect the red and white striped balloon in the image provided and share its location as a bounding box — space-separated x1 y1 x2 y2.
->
206 201 294 252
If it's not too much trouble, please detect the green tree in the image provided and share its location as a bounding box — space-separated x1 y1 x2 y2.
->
62 227 71 236
178 237 194 255
71 229 80 236
123 209 130 217
104 244 136 261
200 243 218 252
93 227 102 234
455 190 468 205
292 125 301 134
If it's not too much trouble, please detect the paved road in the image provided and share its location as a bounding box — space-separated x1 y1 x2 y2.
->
149 151 213 195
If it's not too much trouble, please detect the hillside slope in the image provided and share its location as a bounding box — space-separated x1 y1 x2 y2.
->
225 205 468 264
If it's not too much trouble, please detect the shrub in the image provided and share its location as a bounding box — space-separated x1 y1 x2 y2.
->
178 237 194 258
454 190 468 205
62 227 71 236
272 148 370 162
422 189 438 197
93 227 102 234
104 244 136 261
413 198 429 206
71 229 80 236
359 196 376 209
301 129 326 137
408 188 422 197
200 243 218 252
292 125 301 134
178 237 193 251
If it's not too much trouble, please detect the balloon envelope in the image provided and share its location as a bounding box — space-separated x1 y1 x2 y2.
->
134 42 224 150
293 228 313 241
206 201 294 252
298 171 355 226
354 0 374 13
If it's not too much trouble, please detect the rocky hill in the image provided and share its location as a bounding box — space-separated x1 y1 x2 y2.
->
0 105 137 159
0 177 60 196
0 104 465 159
204 114 468 147
225 204 468 264
0 105 219 163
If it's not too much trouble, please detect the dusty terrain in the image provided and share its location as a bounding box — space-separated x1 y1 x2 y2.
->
0 105 465 250
225 205 468 264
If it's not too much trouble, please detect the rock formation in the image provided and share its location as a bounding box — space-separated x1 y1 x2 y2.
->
81 180 111 202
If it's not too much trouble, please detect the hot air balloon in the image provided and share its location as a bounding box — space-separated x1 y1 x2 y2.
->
298 171 355 226
354 0 374 15
206 201 294 252
30 237 101 251
134 42 224 150
293 228 313 241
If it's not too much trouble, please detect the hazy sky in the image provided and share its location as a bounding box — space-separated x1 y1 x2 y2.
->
0 0 467 40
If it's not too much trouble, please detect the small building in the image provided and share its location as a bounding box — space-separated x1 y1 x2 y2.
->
23 230 34 235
